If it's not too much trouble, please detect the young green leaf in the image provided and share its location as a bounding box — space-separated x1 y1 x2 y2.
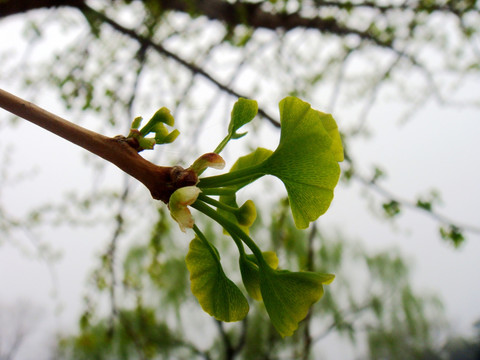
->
240 256 262 301
140 107 174 136
261 97 343 229
200 97 343 229
216 148 272 233
240 251 279 301
186 236 249 322
259 266 335 337
225 147 273 190
229 98 258 139
214 98 258 154
217 194 251 234
127 107 179 150
236 200 257 227
246 251 279 268
317 110 344 162
159 128 180 144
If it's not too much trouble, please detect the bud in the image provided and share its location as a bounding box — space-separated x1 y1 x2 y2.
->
150 107 175 127
189 153 226 174
155 127 180 145
130 116 143 129
137 136 156 150
236 200 257 227
161 129 180 144
140 107 175 136
169 186 201 232
153 123 169 138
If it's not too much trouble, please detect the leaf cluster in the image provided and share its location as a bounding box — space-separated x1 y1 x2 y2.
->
56 203 445 359
174 96 344 337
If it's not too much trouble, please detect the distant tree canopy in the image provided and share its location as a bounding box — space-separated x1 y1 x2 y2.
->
53 206 445 360
1 1 479 246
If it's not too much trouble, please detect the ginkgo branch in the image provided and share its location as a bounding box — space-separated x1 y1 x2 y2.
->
0 88 196 203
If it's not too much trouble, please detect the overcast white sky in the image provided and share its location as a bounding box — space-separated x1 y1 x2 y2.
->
1 7 480 359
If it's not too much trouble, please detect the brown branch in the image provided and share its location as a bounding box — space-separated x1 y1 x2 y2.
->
0 88 197 203
152 0 395 48
2 0 474 59
215 318 248 360
0 0 85 19
215 320 235 360
81 5 282 128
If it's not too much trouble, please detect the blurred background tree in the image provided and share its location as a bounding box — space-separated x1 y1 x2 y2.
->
54 206 445 359
0 0 479 359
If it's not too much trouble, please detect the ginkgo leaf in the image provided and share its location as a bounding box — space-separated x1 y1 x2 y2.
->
259 265 334 337
262 97 343 229
236 200 257 227
218 194 250 235
229 98 258 139
227 147 273 190
214 98 258 153
217 148 273 233
317 110 344 162
240 256 262 300
186 237 249 322
200 97 343 229
246 251 279 269
239 251 279 300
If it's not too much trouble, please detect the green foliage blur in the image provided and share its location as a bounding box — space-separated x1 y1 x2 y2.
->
55 202 445 359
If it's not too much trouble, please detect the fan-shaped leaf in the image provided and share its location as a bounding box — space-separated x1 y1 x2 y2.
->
186 237 249 322
259 266 334 337
262 97 343 229
240 251 279 300
318 110 344 162
227 147 273 190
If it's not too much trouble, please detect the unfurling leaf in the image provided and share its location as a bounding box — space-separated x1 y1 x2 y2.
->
236 200 257 227
130 116 142 129
128 107 179 150
140 107 174 136
217 148 272 233
229 98 258 138
259 266 334 337
186 237 249 322
214 98 258 153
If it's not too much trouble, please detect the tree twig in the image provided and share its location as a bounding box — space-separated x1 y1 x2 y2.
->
0 88 197 203
81 5 281 128
352 166 480 235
